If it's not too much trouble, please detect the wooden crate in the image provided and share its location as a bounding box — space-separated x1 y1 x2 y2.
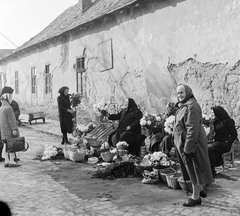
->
28 112 45 124
85 123 116 147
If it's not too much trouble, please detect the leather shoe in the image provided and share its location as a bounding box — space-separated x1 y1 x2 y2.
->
183 198 202 207
200 190 207 198
4 163 9 167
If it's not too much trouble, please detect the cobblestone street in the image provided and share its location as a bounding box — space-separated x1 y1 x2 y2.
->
0 120 240 215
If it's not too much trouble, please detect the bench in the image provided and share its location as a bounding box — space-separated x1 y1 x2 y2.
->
28 112 45 124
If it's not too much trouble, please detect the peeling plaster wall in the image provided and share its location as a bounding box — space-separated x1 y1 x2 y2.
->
1 0 240 122
168 58 240 125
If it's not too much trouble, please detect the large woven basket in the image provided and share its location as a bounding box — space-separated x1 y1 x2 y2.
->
134 161 153 176
159 167 176 183
101 151 114 162
166 173 181 189
177 178 193 193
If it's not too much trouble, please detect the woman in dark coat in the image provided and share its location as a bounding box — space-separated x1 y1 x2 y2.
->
173 84 213 207
108 98 143 156
208 106 237 176
57 86 74 144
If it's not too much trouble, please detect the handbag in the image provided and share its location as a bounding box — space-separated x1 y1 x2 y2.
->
6 137 29 153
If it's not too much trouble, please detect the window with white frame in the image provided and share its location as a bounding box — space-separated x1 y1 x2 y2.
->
31 67 37 94
45 64 52 94
15 71 19 94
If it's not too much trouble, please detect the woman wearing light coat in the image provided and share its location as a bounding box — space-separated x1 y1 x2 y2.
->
0 87 21 167
173 84 213 207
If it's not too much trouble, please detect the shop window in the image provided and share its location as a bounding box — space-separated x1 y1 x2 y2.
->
15 71 19 94
31 67 37 94
45 64 52 94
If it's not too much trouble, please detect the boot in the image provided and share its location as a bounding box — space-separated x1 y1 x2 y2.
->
61 135 65 145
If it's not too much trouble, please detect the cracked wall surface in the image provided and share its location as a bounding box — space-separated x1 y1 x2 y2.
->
168 58 240 126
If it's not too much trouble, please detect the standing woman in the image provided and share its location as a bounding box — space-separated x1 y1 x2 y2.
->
0 86 21 167
173 84 213 207
57 86 74 144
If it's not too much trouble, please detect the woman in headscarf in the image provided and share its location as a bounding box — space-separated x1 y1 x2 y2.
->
208 106 237 177
57 86 74 144
0 86 21 167
108 98 143 156
173 84 213 207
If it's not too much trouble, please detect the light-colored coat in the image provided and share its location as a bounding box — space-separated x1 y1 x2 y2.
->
0 102 18 140
174 97 213 185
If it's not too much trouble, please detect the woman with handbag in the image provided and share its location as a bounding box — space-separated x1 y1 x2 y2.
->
57 86 75 144
0 86 21 167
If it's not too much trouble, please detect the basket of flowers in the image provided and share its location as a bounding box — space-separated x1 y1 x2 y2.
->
177 177 193 193
140 113 164 134
166 172 182 189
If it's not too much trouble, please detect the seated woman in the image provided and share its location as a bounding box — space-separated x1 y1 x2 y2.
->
208 106 237 177
108 98 143 156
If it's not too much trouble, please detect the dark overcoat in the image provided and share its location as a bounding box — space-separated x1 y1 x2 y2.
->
108 106 142 155
174 97 213 185
57 94 73 134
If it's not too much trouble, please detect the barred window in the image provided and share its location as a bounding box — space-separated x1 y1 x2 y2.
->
15 71 19 94
31 67 37 94
45 64 52 94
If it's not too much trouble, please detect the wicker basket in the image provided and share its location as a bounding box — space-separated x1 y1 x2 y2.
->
177 178 193 193
69 151 86 163
134 161 153 176
159 167 176 183
101 151 114 162
166 173 181 189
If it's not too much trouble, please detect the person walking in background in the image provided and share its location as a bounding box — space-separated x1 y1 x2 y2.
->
0 86 21 167
173 84 213 207
208 106 237 177
57 86 74 144
107 98 143 156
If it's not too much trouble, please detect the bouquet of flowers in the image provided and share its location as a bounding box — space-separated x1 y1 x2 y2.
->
140 113 163 132
143 151 167 164
93 99 110 117
70 93 82 108
202 113 213 127
41 145 63 160
110 141 129 161
164 115 175 134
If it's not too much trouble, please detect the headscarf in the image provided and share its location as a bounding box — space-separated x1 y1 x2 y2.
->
177 84 195 104
127 98 138 112
0 93 13 104
58 86 69 96
211 106 229 121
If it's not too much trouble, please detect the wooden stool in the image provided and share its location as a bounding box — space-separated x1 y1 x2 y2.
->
222 146 235 171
